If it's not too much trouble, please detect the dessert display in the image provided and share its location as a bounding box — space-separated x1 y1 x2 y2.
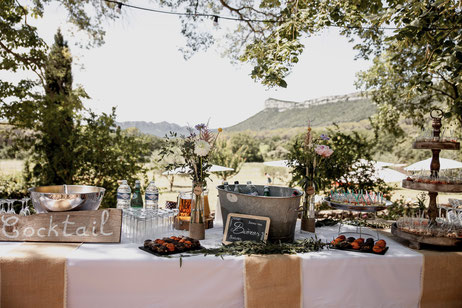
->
394 109 462 249
328 189 387 206
414 132 459 148
413 111 460 150
405 175 462 185
325 189 391 213
324 190 391 240
330 235 389 255
396 217 462 239
141 236 202 255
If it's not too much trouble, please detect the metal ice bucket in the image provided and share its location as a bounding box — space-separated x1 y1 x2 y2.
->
217 185 303 242
29 185 105 213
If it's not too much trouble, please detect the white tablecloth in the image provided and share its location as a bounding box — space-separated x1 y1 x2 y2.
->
65 223 423 308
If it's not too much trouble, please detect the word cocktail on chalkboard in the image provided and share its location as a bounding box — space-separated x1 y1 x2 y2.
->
222 213 270 245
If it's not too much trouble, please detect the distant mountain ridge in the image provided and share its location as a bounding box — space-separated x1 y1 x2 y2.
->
116 121 189 137
117 93 376 135
228 93 376 131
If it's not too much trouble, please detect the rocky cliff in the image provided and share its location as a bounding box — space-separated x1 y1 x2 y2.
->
264 92 366 111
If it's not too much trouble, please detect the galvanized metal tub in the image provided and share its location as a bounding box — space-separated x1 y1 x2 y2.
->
29 185 105 213
217 185 303 242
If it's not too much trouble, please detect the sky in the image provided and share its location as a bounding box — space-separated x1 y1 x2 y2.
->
12 1 372 128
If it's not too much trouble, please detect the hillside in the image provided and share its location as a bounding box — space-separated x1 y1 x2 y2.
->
228 98 376 131
116 121 189 137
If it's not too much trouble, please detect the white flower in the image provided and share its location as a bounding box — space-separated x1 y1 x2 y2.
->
194 140 211 157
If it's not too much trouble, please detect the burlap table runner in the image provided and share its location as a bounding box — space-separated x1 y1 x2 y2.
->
419 250 462 308
0 242 81 308
244 254 301 308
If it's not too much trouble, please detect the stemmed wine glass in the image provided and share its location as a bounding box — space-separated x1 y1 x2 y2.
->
19 197 31 216
0 199 6 214
6 199 17 214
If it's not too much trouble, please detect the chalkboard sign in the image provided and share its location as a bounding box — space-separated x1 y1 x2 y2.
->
222 213 270 245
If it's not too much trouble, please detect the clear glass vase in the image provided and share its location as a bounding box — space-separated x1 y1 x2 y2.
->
301 184 316 232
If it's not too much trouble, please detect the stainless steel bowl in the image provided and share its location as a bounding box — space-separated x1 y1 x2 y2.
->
29 185 106 213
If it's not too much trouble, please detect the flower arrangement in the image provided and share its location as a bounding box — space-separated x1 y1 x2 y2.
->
160 123 222 239
161 123 222 186
286 123 334 232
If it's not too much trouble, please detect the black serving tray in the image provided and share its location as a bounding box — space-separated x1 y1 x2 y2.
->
139 245 204 257
330 245 389 255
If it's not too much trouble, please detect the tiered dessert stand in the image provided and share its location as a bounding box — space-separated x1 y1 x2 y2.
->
393 109 462 249
324 197 392 239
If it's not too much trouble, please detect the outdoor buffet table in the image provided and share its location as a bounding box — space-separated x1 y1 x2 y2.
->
0 222 461 308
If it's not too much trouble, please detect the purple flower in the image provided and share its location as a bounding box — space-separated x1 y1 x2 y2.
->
320 134 330 141
195 123 206 131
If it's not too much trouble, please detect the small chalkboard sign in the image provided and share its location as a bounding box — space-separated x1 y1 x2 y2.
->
222 213 270 245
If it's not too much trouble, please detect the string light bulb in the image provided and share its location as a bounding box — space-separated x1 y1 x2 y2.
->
213 15 219 27
116 2 122 13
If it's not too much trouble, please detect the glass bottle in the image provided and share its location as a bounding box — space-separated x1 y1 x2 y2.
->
130 180 143 208
263 185 270 196
233 181 240 193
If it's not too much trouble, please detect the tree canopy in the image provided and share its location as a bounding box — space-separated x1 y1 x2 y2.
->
1 0 461 134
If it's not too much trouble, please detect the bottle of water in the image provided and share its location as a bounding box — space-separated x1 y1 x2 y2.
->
116 180 131 209
223 181 229 191
145 181 159 210
233 181 240 193
247 181 258 196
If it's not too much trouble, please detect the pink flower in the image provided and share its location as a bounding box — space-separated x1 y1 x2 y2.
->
315 145 334 158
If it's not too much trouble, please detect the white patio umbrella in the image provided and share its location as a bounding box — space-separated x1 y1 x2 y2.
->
404 158 462 171
263 160 289 167
162 165 234 175
209 165 234 172
374 168 408 183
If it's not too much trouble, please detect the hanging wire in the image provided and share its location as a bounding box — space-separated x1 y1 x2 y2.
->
104 0 459 31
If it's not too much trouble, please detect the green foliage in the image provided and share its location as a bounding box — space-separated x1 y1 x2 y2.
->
286 127 391 193
378 193 427 221
0 125 34 159
72 109 150 208
0 172 28 199
229 99 376 131
230 133 263 162
21 30 85 185
210 138 247 181
0 0 120 122
356 1 462 131
1 29 149 208
191 238 326 256
286 129 333 191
